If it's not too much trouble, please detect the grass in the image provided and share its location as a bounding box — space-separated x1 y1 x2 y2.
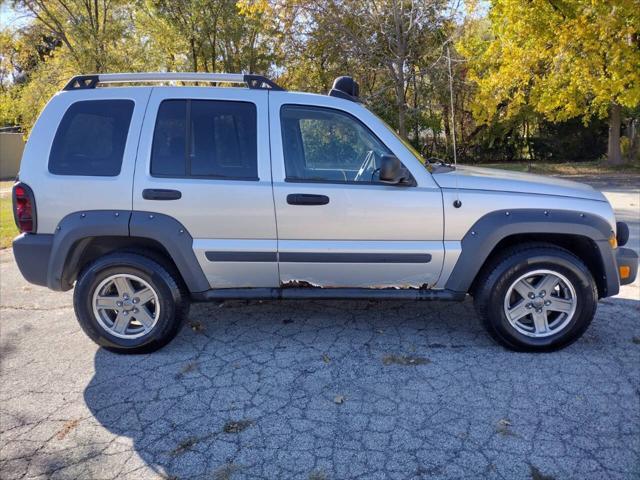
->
480 160 640 175
0 181 17 249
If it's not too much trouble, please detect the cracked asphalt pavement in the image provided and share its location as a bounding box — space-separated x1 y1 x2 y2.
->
1 179 639 480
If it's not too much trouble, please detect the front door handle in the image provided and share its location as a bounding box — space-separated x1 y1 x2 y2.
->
287 194 330 206
142 189 182 201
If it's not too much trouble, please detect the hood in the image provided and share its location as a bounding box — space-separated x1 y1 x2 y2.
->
432 165 606 202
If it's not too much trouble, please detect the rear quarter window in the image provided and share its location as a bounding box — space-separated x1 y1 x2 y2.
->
48 100 134 176
150 99 258 180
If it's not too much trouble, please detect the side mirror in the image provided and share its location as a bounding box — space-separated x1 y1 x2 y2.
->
379 155 411 185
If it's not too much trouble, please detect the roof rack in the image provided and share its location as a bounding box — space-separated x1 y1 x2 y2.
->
63 72 285 91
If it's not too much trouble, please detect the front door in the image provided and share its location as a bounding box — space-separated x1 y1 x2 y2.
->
133 87 278 288
269 94 445 288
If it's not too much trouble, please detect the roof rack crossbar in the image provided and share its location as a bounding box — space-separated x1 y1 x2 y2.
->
63 72 284 91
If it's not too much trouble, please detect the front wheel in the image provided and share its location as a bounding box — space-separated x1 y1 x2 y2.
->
73 252 189 353
473 245 598 352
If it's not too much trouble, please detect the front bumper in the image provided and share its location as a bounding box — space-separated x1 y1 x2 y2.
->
616 247 638 286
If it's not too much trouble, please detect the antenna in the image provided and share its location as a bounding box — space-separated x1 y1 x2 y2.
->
446 46 462 208
446 46 458 166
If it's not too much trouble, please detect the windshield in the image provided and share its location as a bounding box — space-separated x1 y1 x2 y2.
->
375 114 428 167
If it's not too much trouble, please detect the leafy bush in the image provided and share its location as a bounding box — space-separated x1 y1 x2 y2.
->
530 118 607 162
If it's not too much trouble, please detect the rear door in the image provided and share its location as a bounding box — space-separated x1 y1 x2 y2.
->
133 87 278 288
269 93 445 288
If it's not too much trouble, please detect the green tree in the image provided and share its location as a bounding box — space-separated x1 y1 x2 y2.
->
12 0 147 72
3 0 157 131
459 0 640 165
281 0 452 145
142 0 279 75
0 22 63 127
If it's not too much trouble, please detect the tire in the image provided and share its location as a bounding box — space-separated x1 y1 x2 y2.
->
73 252 189 353
473 244 598 352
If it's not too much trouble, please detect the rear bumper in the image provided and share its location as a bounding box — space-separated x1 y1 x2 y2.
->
12 233 54 288
616 247 638 286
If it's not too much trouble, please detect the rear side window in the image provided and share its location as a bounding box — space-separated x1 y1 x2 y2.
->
151 99 258 180
49 100 134 176
150 101 187 176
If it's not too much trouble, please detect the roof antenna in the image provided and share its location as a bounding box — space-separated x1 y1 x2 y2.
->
447 46 462 208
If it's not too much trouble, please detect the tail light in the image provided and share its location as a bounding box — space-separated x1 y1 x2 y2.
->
12 182 36 233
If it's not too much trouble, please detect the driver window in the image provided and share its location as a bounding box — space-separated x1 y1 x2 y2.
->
281 105 393 183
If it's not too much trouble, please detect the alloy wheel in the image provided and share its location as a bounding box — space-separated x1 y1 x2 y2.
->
503 269 577 338
92 273 160 339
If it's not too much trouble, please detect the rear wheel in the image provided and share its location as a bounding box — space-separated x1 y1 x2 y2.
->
473 244 598 351
74 252 189 353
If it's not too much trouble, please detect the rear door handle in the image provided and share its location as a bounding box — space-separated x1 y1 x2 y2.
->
287 194 330 206
142 189 182 201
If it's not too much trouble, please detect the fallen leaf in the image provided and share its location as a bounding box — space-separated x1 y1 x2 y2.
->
56 419 79 440
529 464 555 480
496 418 514 436
308 470 328 480
170 436 199 456
223 419 254 433
174 361 199 379
382 354 430 366
212 463 240 480
189 321 205 333
416 466 443 476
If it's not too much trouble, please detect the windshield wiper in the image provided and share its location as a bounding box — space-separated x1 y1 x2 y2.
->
424 157 455 172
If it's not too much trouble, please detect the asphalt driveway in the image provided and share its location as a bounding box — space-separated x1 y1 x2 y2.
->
1 178 639 480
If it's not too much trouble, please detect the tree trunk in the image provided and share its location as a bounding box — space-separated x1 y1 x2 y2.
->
413 73 420 145
391 66 407 139
607 103 623 166
441 104 450 156
397 102 407 139
626 118 640 162
190 38 198 72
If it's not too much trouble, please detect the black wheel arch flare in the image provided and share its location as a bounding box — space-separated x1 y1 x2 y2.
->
42 210 209 293
445 209 619 298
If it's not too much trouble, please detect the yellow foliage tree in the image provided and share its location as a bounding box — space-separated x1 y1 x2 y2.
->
459 0 640 165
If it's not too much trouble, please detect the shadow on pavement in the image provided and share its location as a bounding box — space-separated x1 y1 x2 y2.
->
83 295 640 480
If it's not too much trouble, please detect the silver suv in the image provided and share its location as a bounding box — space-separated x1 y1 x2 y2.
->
12 73 637 353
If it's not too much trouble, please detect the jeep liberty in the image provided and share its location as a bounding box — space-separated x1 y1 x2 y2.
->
11 73 638 353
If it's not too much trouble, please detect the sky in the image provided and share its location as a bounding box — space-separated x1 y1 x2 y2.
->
1 2 31 30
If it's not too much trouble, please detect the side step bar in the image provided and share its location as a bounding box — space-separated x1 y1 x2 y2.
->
191 288 466 302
